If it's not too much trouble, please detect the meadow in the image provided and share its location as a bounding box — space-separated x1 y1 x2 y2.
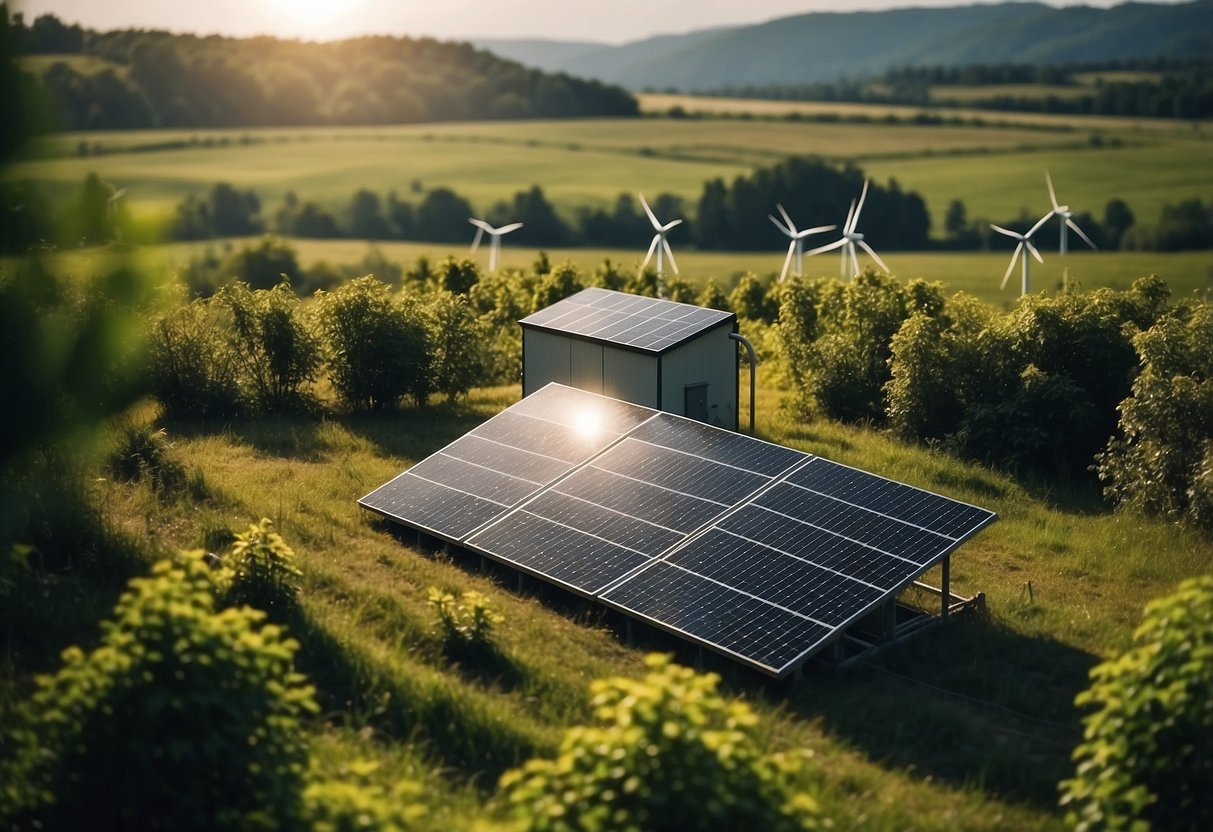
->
11 103 1212 244
41 371 1202 830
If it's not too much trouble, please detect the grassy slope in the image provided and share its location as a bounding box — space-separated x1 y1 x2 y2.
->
74 370 1206 830
10 109 1211 238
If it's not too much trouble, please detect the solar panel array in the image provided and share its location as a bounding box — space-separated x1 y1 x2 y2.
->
519 287 734 354
360 384 996 677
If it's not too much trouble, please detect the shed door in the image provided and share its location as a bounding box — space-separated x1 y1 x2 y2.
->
684 383 709 422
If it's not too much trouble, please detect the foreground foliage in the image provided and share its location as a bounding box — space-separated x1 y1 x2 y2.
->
1059 575 1213 831
499 654 819 831
0 551 317 830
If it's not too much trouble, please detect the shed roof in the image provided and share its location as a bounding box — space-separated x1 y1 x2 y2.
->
520 288 735 355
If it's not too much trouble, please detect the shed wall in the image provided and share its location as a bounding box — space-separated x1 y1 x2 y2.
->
602 348 659 408
659 328 737 430
522 329 571 396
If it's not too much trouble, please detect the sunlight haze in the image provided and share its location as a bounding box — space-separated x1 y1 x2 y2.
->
9 0 1191 43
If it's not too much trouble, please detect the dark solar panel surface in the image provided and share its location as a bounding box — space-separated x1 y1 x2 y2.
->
520 287 733 354
362 384 997 676
358 384 652 540
467 412 798 595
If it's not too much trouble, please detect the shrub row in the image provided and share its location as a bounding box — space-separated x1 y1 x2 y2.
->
778 271 1212 528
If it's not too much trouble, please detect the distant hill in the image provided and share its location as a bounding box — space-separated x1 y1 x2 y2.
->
10 15 638 131
475 1 1213 91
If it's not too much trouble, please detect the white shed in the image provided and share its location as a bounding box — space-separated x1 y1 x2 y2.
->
520 288 739 430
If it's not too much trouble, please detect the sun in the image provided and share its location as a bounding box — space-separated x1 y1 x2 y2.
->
264 0 368 34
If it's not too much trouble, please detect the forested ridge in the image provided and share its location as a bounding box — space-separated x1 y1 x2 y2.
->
6 7 639 130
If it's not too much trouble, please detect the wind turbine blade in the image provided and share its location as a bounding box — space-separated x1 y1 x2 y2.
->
849 242 860 278
844 199 858 235
852 179 870 230
989 223 1021 240
797 224 836 239
111 188 127 201
777 203 796 234
468 218 492 232
661 218 683 232
1045 170 1059 212
858 240 889 273
1027 240 1044 264
470 227 484 252
641 235 659 271
807 237 848 256
1028 211 1053 238
638 193 661 230
1001 244 1023 290
780 240 796 282
497 222 524 235
768 214 793 237
1066 217 1097 250
662 237 679 274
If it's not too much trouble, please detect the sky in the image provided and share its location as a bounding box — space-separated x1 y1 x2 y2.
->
9 0 1191 45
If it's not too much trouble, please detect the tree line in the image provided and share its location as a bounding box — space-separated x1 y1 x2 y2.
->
703 58 1213 121
6 8 638 131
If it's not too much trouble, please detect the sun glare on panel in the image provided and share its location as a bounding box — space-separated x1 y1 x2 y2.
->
264 0 368 35
573 409 602 439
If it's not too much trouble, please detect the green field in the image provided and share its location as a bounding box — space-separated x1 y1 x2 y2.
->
11 104 1211 243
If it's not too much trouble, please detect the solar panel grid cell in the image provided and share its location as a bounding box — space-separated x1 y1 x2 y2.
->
519 288 733 354
602 560 833 672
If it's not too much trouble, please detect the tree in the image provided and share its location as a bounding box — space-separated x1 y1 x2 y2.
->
416 187 474 243
1096 298 1213 529
1103 198 1135 248
1059 575 1213 831
944 198 968 238
209 182 262 237
311 277 430 410
346 188 392 239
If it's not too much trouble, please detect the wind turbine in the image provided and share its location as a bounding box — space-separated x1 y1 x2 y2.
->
468 218 523 272
990 211 1052 295
1045 171 1097 255
806 180 889 280
638 193 682 289
768 203 835 282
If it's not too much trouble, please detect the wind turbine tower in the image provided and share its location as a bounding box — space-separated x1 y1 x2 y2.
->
768 203 835 281
991 211 1051 296
806 180 889 280
469 218 524 272
1045 171 1097 256
638 193 683 292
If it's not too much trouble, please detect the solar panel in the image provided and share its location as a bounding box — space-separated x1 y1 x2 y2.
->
362 383 997 677
466 412 801 595
600 457 996 675
357 384 652 541
520 287 734 354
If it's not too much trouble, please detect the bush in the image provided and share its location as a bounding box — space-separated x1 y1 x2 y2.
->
221 235 299 291
302 761 426 832
427 586 503 648
1096 300 1213 529
729 272 777 324
216 279 319 413
0 551 317 830
499 654 819 832
147 294 242 420
105 422 186 497
1059 575 1213 830
225 518 303 617
312 276 430 410
424 290 489 403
